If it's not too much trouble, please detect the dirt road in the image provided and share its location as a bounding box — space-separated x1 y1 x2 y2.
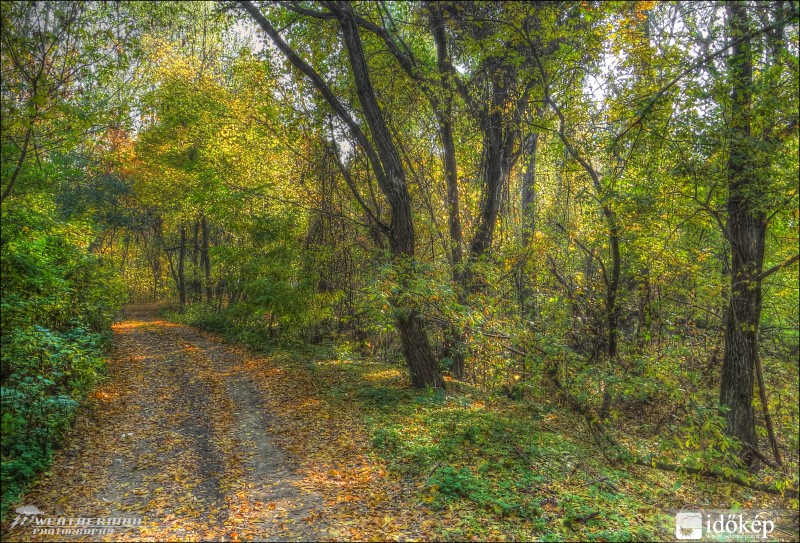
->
5 306 333 542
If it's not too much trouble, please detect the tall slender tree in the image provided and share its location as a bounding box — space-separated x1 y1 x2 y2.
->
239 0 445 389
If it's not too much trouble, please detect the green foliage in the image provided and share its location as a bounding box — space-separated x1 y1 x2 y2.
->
2 0 796 529
1 199 126 333
366 392 573 518
304 349 669 540
0 326 108 508
356 385 409 408
1 196 124 516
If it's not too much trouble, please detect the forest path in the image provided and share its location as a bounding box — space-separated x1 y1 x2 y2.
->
7 305 338 542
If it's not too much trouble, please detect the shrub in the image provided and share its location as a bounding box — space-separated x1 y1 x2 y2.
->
1 199 124 517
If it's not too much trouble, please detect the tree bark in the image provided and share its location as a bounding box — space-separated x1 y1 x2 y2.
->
192 220 200 302
469 80 515 260
601 211 621 419
755 353 782 466
430 5 466 380
719 1 763 468
397 309 445 389
546 93 622 419
178 226 187 311
518 133 539 318
1 124 33 205
521 133 538 247
152 253 159 303
240 0 444 389
606 211 621 364
430 6 463 271
201 214 212 304
334 2 444 389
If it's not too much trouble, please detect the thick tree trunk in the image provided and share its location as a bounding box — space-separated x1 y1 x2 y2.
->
241 0 445 389
720 1 762 468
201 214 212 303
336 1 446 389
470 111 509 259
398 310 446 389
721 231 763 465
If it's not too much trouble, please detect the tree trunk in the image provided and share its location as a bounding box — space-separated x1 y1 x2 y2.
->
1 124 33 205
149 223 161 303
336 2 443 388
470 106 509 259
719 1 762 468
398 310 446 389
431 6 466 380
152 255 159 303
275 0 446 387
440 109 463 266
241 0 444 389
521 133 538 247
600 211 621 419
192 220 200 302
548 95 622 421
518 133 539 318
636 268 652 350
606 211 621 363
201 214 212 303
429 7 464 271
178 226 187 311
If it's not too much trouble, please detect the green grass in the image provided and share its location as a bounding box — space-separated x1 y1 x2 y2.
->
306 357 795 541
293 355 662 540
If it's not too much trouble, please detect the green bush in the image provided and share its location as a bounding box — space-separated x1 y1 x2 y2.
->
1 198 125 518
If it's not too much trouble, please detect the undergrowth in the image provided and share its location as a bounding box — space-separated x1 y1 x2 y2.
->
1 199 125 520
171 305 795 540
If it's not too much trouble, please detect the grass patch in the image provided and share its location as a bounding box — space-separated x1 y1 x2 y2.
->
279 346 665 540
301 354 794 541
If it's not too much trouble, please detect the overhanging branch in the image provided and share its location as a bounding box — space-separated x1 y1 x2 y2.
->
757 254 799 282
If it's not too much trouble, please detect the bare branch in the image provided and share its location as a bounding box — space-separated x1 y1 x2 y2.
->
757 254 799 282
237 1 388 187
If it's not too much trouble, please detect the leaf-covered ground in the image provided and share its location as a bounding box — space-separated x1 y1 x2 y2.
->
2 305 797 542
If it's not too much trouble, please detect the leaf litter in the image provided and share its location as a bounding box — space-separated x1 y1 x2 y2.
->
1 306 436 542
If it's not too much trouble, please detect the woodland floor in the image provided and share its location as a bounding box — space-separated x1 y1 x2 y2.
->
2 305 797 542
2 305 432 542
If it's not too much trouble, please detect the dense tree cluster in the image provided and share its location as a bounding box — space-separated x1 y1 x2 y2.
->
2 0 797 514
